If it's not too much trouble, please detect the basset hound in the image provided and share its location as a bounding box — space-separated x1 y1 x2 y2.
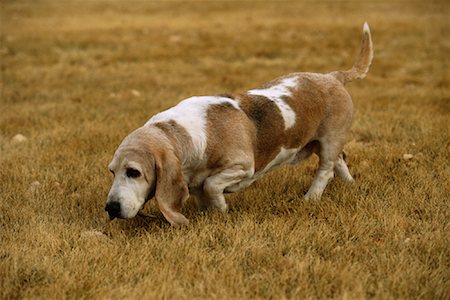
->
105 23 373 226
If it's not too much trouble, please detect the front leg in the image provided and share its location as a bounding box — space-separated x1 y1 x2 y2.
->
202 165 254 211
190 188 210 211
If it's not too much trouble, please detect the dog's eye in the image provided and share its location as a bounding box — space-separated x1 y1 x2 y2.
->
109 169 115 176
126 168 141 178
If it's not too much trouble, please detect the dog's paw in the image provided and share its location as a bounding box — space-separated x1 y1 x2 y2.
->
343 176 355 184
304 191 322 201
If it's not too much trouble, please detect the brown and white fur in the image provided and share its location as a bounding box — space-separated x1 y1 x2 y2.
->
106 23 374 226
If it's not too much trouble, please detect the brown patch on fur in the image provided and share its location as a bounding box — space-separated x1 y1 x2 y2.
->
236 94 286 171
116 127 158 185
153 145 190 226
288 73 354 149
205 103 255 170
153 120 195 162
284 74 333 146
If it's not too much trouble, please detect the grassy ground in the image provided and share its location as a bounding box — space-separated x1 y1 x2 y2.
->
1 1 449 299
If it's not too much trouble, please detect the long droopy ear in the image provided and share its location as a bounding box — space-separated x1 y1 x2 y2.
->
154 149 189 226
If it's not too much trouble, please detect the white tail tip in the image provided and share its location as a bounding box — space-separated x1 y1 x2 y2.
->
363 22 370 33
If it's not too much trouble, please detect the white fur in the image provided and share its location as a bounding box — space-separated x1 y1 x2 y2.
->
334 156 354 183
255 147 299 178
247 77 298 129
192 163 254 211
227 147 299 191
203 166 254 211
107 159 150 218
304 166 334 200
363 21 370 33
147 96 240 159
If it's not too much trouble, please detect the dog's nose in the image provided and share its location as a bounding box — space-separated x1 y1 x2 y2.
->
105 201 121 220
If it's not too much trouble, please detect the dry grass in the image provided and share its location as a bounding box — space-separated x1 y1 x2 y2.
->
1 1 449 299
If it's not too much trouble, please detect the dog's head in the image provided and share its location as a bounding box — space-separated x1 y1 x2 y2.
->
105 127 189 226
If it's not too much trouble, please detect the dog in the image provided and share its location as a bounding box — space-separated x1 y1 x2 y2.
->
105 23 373 226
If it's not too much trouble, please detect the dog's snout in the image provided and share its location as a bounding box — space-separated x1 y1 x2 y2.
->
105 201 121 220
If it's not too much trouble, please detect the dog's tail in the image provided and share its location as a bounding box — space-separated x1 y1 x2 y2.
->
331 22 373 85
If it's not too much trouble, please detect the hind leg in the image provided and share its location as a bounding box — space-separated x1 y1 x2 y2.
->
304 139 341 200
334 152 354 183
290 141 320 165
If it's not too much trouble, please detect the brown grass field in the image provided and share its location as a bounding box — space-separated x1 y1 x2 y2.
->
1 1 449 299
